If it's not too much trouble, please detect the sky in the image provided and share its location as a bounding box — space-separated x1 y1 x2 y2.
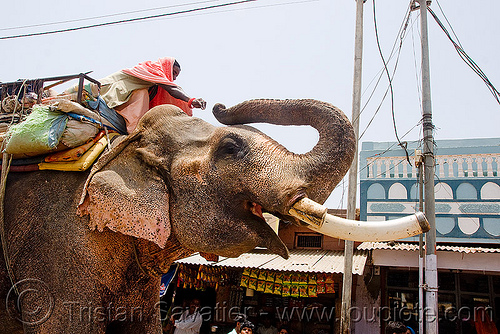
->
1 0 499 209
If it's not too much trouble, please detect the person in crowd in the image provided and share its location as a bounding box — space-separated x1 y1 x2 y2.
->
170 299 203 334
256 314 277 334
277 326 289 334
240 320 255 334
405 325 415 334
227 314 247 334
98 57 206 133
385 321 409 334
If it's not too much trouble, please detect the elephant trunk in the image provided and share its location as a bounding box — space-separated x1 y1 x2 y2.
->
213 99 356 205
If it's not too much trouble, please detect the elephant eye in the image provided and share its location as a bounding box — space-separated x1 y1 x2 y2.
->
216 136 247 159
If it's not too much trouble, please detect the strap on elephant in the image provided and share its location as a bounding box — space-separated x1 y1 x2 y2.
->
0 152 18 295
132 240 160 278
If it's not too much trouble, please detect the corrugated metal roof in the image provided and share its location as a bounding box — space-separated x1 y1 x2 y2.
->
175 249 368 275
358 242 500 254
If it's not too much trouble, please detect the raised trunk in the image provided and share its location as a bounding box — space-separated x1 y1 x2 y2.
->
212 99 356 205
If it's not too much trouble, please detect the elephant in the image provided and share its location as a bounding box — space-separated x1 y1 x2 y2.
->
0 99 355 333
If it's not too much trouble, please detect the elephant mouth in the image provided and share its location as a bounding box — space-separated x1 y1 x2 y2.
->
245 201 289 259
247 189 306 222
249 202 264 219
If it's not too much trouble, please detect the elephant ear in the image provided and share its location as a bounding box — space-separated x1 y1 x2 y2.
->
77 133 171 248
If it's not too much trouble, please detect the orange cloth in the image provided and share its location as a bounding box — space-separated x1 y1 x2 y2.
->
474 308 498 334
149 87 192 116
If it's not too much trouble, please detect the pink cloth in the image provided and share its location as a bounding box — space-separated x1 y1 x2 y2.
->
122 57 177 86
123 57 192 116
115 89 150 133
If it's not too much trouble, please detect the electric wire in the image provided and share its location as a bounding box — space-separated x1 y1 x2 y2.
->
371 0 410 163
359 136 499 243
0 0 220 32
0 0 257 40
176 0 319 21
370 0 413 165
427 6 500 105
357 1 413 127
410 13 423 111
332 121 421 209
0 0 319 41
435 0 462 49
358 124 422 179
336 177 347 210
358 2 417 143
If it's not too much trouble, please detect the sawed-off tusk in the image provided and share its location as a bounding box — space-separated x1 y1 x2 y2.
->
289 197 430 242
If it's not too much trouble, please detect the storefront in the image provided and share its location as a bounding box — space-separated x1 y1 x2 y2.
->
356 242 500 333
384 268 500 333
162 248 368 334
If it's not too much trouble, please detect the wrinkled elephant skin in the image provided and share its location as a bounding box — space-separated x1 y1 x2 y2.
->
0 99 355 333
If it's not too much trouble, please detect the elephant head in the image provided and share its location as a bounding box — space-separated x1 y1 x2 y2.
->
77 99 355 260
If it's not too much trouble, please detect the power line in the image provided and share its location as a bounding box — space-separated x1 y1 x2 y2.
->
410 13 423 111
371 0 412 164
179 0 319 21
0 0 319 40
334 124 422 195
358 4 412 119
0 0 220 32
434 0 462 49
358 2 415 141
427 6 500 105
0 0 257 40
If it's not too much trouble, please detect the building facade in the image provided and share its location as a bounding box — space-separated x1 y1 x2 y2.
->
356 138 500 333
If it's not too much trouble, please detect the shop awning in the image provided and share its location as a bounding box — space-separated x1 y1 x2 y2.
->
175 248 368 275
358 242 500 272
358 241 500 253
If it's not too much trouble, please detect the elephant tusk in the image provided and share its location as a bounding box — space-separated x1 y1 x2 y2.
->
289 198 430 242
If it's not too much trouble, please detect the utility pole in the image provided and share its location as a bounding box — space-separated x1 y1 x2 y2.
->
340 0 364 333
417 0 438 333
416 149 425 334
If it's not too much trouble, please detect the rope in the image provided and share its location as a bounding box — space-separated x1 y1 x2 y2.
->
0 80 30 296
0 153 17 295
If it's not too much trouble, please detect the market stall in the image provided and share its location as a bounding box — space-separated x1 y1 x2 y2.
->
163 249 368 334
